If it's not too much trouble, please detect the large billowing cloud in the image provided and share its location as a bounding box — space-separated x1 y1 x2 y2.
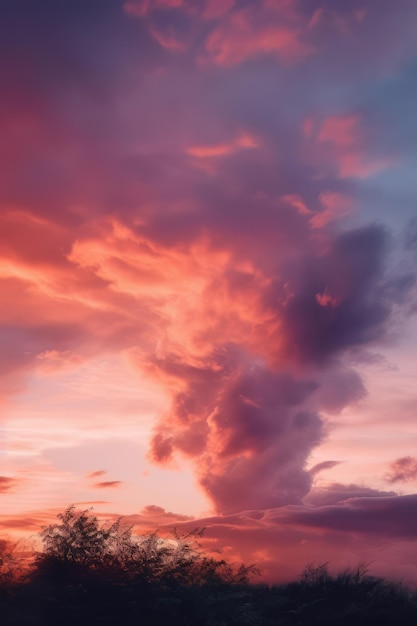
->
150 349 322 512
145 220 414 513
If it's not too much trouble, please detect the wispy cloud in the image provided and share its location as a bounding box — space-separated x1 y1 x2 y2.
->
93 481 123 489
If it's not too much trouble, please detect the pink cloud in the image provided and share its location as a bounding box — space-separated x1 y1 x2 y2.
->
282 194 312 217
125 504 194 530
307 114 393 179
386 457 417 484
318 114 359 146
203 7 311 66
309 192 353 229
315 289 340 308
123 491 417 583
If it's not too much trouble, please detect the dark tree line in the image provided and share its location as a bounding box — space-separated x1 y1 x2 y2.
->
1 506 417 625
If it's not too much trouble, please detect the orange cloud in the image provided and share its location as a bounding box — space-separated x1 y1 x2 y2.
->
68 219 273 371
93 481 123 489
0 477 17 493
186 132 259 159
315 289 340 308
187 144 235 158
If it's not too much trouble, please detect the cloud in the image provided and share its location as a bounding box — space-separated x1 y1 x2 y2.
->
186 132 258 159
87 470 107 479
93 481 123 489
386 457 417 483
310 192 353 229
288 493 417 539
149 347 331 513
303 114 393 180
124 490 417 583
309 460 342 477
2 488 417 584
53 207 409 518
0 518 44 532
142 219 415 513
124 504 194 530
266 225 399 365
303 483 397 506
203 5 311 66
0 477 17 494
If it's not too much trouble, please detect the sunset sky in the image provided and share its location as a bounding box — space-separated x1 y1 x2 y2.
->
2 0 417 583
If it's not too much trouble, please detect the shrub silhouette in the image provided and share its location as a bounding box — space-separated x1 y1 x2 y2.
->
35 505 141 580
34 505 257 587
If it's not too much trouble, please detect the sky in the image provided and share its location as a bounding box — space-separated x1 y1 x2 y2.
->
1 0 417 583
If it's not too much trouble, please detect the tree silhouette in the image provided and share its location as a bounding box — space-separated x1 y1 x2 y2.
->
39 506 109 565
35 505 138 581
34 505 256 586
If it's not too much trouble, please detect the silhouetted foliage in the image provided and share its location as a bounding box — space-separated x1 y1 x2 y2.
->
35 506 140 582
1 506 417 625
34 506 257 587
